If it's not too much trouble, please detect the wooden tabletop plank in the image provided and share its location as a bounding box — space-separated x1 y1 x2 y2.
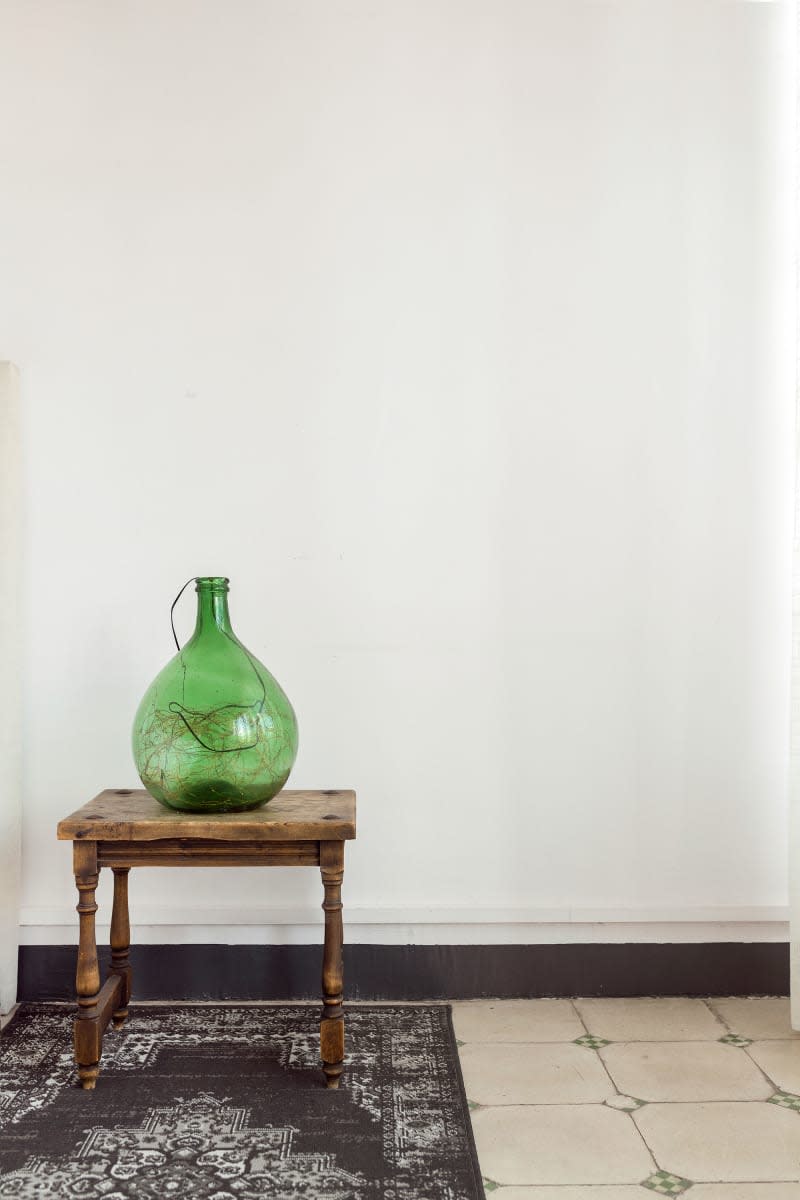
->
57 789 356 842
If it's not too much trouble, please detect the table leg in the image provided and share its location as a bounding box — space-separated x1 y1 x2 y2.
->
109 867 131 1027
73 841 101 1089
320 841 345 1088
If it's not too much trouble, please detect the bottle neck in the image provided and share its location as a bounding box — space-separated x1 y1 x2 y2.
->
193 587 234 638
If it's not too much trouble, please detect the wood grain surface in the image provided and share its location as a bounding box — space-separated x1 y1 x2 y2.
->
57 789 356 842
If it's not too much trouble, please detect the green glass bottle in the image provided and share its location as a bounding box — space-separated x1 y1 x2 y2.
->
132 577 298 813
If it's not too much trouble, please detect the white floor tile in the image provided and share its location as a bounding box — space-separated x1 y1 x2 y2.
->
492 1189 651 1199
461 1042 614 1105
600 1040 772 1102
687 1187 800 1200
709 997 799 1041
633 1101 800 1182
747 1041 800 1095
453 999 583 1044
574 997 724 1042
471 1104 654 1186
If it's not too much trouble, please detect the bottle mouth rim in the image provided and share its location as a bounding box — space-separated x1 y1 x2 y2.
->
195 576 230 591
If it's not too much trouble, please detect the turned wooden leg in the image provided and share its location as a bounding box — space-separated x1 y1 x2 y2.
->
73 841 101 1089
320 840 345 1088
109 867 131 1027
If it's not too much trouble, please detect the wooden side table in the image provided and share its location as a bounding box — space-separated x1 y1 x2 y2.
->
56 788 356 1091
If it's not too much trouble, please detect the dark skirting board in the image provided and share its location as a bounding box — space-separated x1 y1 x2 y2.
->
18 942 789 1002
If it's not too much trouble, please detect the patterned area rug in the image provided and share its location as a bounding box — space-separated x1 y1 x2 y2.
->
0 1003 484 1199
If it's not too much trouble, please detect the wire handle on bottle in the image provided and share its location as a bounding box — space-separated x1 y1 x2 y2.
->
170 578 198 652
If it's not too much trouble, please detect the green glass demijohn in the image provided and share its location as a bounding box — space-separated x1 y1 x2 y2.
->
132 576 298 813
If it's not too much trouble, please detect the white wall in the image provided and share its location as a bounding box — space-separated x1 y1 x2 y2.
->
0 364 21 1010
0 0 792 951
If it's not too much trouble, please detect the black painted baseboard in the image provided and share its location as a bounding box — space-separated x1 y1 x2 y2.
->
17 942 789 1002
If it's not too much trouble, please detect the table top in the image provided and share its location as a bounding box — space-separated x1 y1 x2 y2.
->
57 788 356 843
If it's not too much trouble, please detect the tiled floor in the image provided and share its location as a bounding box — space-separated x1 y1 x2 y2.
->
4 996 799 1195
455 997 800 1198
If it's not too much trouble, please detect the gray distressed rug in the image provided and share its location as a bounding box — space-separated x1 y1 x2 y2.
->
0 1003 484 1199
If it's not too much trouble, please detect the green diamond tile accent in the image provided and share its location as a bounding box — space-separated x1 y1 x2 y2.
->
719 1033 752 1048
574 1034 612 1049
456 1038 465 1046
606 1093 647 1111
482 1178 499 1192
768 1091 800 1112
468 1100 482 1111
642 1169 693 1195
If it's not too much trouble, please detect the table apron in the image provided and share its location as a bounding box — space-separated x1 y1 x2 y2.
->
96 839 322 867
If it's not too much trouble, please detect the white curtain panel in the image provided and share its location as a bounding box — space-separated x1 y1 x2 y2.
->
0 363 21 1014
